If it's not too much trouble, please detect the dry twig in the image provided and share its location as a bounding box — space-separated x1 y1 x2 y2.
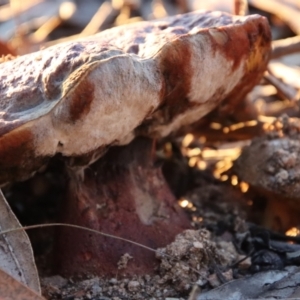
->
234 0 248 15
272 35 300 59
265 68 299 101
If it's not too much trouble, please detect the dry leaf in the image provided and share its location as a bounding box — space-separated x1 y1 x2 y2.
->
0 267 45 300
0 10 271 185
0 190 40 293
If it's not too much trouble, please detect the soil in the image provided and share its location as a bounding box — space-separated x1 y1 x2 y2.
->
6 118 300 300
45 174 248 299
4 154 248 300
41 229 240 300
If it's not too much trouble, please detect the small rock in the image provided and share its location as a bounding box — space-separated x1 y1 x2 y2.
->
42 275 68 289
275 169 289 185
42 275 68 294
128 280 140 292
109 278 118 285
208 273 220 288
222 269 233 281
238 255 252 270
193 241 204 249
208 269 233 288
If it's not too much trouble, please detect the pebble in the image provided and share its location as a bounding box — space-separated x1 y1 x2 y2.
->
128 280 140 292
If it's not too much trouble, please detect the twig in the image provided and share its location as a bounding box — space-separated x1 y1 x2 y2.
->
29 16 62 44
139 0 153 20
45 1 120 47
272 35 300 59
0 222 204 276
248 0 300 35
265 68 299 101
234 0 248 16
0 223 156 253
81 1 120 35
0 0 42 22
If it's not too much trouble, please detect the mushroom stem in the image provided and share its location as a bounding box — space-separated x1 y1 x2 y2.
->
55 137 191 276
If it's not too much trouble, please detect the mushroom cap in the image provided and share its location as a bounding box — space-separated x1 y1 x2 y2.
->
0 10 271 184
234 117 300 199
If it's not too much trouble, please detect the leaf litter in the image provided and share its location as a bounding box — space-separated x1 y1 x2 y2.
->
0 190 40 294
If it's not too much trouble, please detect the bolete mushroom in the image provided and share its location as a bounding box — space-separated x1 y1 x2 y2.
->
233 116 300 232
0 10 271 276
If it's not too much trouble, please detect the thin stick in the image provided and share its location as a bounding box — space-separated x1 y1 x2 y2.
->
0 222 205 276
0 223 157 253
248 0 300 35
272 36 300 59
264 68 298 101
234 0 248 16
45 1 120 47
81 1 119 36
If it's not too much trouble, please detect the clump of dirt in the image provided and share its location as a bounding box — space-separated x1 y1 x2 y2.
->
118 253 133 270
41 229 239 300
156 229 229 292
185 184 248 230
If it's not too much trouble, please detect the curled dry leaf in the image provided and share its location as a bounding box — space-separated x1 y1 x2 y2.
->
0 10 271 185
0 268 45 300
0 190 40 293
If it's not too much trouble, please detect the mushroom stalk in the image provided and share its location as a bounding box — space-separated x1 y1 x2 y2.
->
55 138 190 275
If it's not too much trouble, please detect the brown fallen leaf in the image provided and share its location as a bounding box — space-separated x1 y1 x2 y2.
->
0 190 40 293
0 267 45 300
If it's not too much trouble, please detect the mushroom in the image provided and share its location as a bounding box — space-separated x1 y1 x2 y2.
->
233 116 300 231
0 10 271 276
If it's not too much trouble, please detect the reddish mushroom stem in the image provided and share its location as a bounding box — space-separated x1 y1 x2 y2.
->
55 137 191 276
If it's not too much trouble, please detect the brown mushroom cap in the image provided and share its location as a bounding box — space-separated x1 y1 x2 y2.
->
234 117 300 199
0 10 271 184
